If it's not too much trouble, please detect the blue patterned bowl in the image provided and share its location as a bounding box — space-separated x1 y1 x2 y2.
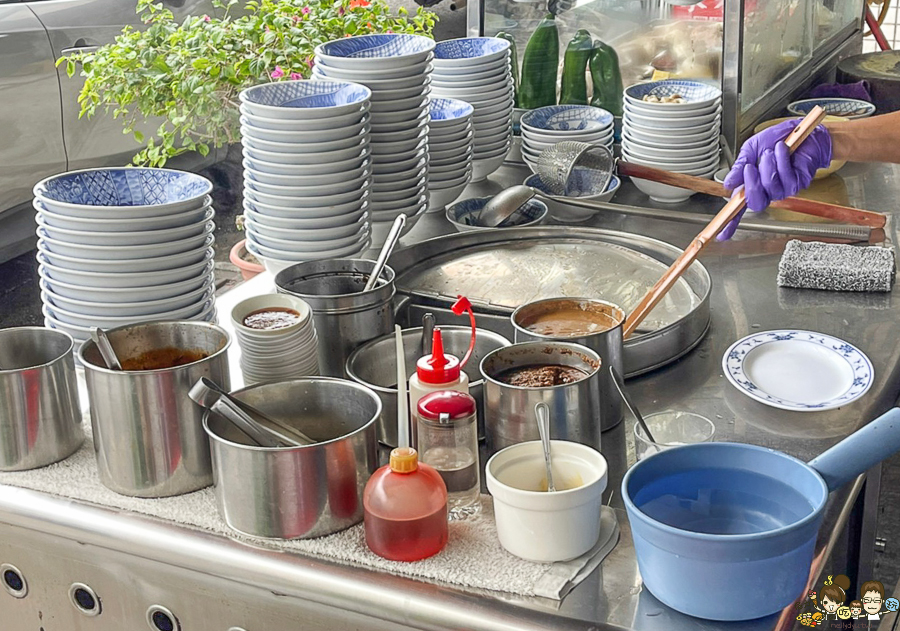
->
429 98 475 124
787 98 875 120
521 105 614 135
240 80 371 120
624 80 722 110
34 168 212 216
315 34 435 69
446 195 547 232
433 37 510 66
525 171 619 200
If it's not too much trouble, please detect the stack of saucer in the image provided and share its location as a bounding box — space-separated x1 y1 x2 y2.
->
621 80 722 203
427 98 474 212
430 37 513 182
314 34 435 247
520 105 614 172
34 168 216 348
231 294 319 385
240 80 373 273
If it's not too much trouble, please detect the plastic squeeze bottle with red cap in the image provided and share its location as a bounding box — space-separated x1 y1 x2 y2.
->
408 296 477 419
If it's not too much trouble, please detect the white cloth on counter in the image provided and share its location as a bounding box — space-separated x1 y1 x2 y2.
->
0 421 618 600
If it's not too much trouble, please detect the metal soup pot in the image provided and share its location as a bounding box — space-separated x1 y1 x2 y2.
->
79 321 230 498
480 341 602 456
203 378 380 539
622 407 900 621
512 297 625 432
346 326 511 446
275 259 395 378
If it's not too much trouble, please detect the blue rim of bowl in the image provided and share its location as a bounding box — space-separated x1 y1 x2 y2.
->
433 37 510 61
787 97 876 119
239 79 371 110
316 34 435 60
624 79 722 105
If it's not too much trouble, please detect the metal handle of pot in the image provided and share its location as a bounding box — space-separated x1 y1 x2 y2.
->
807 407 900 491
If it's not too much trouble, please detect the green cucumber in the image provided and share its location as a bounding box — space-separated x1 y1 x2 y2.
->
559 29 593 105
589 39 624 116
496 32 520 108
519 14 559 110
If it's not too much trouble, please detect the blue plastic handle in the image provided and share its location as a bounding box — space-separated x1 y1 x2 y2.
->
808 407 900 491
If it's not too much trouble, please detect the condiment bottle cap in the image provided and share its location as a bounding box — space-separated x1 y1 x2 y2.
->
418 390 477 421
389 447 419 473
416 327 461 384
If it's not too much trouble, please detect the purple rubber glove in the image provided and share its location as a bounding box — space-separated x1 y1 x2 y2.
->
717 119 832 240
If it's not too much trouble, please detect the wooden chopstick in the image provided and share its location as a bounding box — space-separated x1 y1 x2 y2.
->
622 106 829 339
616 162 886 229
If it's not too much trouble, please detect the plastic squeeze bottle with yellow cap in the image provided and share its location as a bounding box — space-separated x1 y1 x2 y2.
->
363 447 448 561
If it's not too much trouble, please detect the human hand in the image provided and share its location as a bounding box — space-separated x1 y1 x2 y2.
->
716 120 832 241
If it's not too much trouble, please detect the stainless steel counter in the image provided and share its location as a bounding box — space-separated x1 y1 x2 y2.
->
1 160 899 631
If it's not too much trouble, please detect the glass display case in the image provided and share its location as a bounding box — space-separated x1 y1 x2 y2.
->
468 0 865 151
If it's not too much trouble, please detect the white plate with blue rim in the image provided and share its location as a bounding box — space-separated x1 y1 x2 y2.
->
787 97 876 120
723 330 874 411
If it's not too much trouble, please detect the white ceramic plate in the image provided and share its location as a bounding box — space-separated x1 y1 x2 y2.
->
723 330 874 411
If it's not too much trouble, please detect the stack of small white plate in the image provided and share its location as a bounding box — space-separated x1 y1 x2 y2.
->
622 80 722 203
239 80 373 274
231 294 319 385
427 98 474 212
520 105 615 172
430 37 513 182
33 168 217 348
313 34 436 247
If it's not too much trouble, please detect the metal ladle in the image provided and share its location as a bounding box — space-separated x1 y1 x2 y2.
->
364 214 406 292
478 187 536 227
90 327 123 371
609 365 658 451
535 402 556 492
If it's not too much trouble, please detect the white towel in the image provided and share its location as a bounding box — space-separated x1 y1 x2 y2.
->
0 420 618 600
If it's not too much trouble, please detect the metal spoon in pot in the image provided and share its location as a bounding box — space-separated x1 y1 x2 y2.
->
364 214 406 292
90 327 123 371
535 402 556 492
609 365 659 451
479 187 535 228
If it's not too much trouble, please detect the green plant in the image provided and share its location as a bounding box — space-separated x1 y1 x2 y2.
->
61 0 436 166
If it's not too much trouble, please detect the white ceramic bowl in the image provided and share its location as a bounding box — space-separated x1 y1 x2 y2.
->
432 37 510 68
36 214 213 247
243 152 368 177
432 81 512 103
622 138 719 162
623 79 722 111
430 55 508 76
243 192 368 220
524 173 620 222
314 54 432 79
230 293 312 339
370 128 429 155
623 110 721 131
244 186 367 210
242 142 369 166
475 133 512 155
244 212 367 243
238 79 372 120
38 263 212 303
241 126 369 154
44 293 212 328
243 205 366 231
34 199 213 233
429 126 473 145
446 194 547 232
244 172 369 198
314 34 435 70
371 183 427 206
243 161 370 187
367 81 432 103
37 224 214 261
427 174 471 210
470 152 509 182
486 440 608 562
239 105 368 132
523 135 613 154
429 133 472 154
372 169 427 194
370 149 428 174
372 157 428 183
368 94 429 115
430 159 471 177
431 71 508 90
370 192 428 213
522 128 613 146
37 251 215 288
37 241 213 274
42 278 213 317
369 107 430 127
372 124 431 144
370 138 428 164
621 149 720 173
631 163 718 203
473 97 515 117
624 99 720 119
239 115 368 143
236 327 316 352
245 233 369 268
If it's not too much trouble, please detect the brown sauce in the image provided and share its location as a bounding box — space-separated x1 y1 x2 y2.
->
121 348 209 371
520 304 621 338
496 364 589 387
242 307 302 330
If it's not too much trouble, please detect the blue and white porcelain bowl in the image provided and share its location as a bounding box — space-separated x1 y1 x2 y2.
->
525 173 620 222
521 105 614 135
429 97 475 126
447 195 547 232
240 114 369 143
433 37 510 67
313 65 431 92
313 54 433 79
315 34 436 70
239 80 371 120
787 97 876 120
624 99 720 119
624 80 722 111
240 105 369 133
34 168 212 217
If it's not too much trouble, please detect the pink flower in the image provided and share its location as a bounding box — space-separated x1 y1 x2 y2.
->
203 14 210 22
290 72 302 80
270 66 285 79
306 57 315 68
293 15 300 22
386 29 393 33
338 6 345 15
301 6 311 14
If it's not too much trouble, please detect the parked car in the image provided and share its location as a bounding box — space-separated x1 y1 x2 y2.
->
0 0 220 263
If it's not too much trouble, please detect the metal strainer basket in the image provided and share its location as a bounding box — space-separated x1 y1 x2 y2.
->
535 141 615 196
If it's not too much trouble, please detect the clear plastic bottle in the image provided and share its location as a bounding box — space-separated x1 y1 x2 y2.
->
363 447 449 562
417 391 481 518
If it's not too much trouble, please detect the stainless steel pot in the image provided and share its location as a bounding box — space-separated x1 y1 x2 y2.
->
480 341 602 456
275 259 395 378
0 327 83 471
511 298 624 431
79 321 230 498
345 326 511 446
203 377 380 539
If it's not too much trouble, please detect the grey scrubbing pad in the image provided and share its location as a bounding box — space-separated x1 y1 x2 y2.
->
778 240 896 292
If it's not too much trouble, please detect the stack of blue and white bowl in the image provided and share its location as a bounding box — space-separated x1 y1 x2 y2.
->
34 168 217 348
239 80 373 273
427 98 474 212
622 80 722 203
430 37 514 182
520 105 615 172
313 34 435 247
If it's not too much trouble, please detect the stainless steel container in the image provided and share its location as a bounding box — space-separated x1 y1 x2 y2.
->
480 341 602 456
203 377 380 539
0 327 83 471
345 326 511 446
275 259 395 378
78 321 230 498
512 298 624 431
